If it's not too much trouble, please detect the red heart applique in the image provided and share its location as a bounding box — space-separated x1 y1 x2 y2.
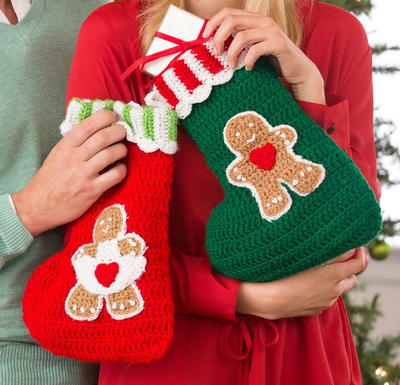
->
95 262 119 288
249 142 277 171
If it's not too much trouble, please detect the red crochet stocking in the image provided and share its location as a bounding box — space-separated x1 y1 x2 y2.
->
23 100 177 363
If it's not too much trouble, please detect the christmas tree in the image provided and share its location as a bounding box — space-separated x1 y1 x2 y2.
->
321 0 372 15
322 0 400 256
320 1 400 384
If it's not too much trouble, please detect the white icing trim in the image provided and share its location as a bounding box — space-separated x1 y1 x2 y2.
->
224 111 326 222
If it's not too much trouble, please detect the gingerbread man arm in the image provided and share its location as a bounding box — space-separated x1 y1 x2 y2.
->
72 243 97 261
227 158 252 185
270 125 297 147
118 235 145 256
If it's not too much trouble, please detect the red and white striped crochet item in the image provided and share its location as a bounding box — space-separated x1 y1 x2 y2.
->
145 40 248 119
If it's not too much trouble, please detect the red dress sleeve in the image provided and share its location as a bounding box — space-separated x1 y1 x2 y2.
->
66 1 145 105
296 19 380 201
66 1 240 321
170 248 240 320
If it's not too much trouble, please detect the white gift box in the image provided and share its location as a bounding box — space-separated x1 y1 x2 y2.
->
143 5 206 77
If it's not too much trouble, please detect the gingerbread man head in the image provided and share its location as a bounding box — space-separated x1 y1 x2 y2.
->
224 112 270 154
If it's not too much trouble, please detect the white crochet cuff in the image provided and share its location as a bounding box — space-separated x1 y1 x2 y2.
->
60 98 178 155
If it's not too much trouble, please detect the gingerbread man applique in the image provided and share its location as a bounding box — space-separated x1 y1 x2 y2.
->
65 204 147 321
224 111 326 221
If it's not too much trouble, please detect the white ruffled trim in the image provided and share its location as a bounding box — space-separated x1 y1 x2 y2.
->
59 99 81 136
60 99 178 155
145 40 249 119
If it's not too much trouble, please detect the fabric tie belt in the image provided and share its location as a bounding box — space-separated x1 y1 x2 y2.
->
222 316 280 385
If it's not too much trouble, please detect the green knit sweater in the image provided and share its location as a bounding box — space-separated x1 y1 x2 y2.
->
0 1 106 384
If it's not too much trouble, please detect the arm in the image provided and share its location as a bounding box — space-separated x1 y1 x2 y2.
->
171 248 240 320
66 3 144 104
2 5 132 268
294 20 376 277
296 22 380 200
237 248 366 319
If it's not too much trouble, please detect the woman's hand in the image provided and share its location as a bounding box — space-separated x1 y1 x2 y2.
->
12 110 128 237
236 248 367 319
203 7 326 104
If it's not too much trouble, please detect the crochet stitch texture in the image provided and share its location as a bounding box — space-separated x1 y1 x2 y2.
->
146 38 382 281
23 101 177 362
182 59 382 281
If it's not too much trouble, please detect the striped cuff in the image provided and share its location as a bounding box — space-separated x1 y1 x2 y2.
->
0 342 98 385
60 98 179 155
145 40 250 119
0 194 33 267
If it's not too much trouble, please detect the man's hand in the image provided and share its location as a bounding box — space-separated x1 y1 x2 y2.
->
12 110 128 237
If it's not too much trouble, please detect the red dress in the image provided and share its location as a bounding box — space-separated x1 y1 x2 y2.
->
66 1 380 384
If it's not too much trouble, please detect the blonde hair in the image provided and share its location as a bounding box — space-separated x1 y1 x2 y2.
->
139 0 304 53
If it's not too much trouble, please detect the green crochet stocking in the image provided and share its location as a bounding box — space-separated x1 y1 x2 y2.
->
180 59 381 282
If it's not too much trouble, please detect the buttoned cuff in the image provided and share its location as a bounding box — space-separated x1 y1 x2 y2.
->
296 94 351 155
296 95 381 201
189 268 240 321
0 194 33 268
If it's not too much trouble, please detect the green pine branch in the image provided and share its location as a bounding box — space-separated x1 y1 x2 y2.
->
372 44 400 55
308 3 400 382
375 118 400 186
373 66 400 74
343 291 400 384
379 219 400 239
321 0 372 14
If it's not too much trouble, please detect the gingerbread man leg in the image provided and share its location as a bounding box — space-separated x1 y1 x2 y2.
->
106 284 144 320
279 156 325 196
257 176 292 220
65 284 103 321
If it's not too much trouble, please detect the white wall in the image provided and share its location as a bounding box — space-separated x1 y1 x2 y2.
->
358 1 400 246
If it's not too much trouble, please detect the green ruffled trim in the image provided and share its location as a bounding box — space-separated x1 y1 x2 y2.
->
61 98 179 155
